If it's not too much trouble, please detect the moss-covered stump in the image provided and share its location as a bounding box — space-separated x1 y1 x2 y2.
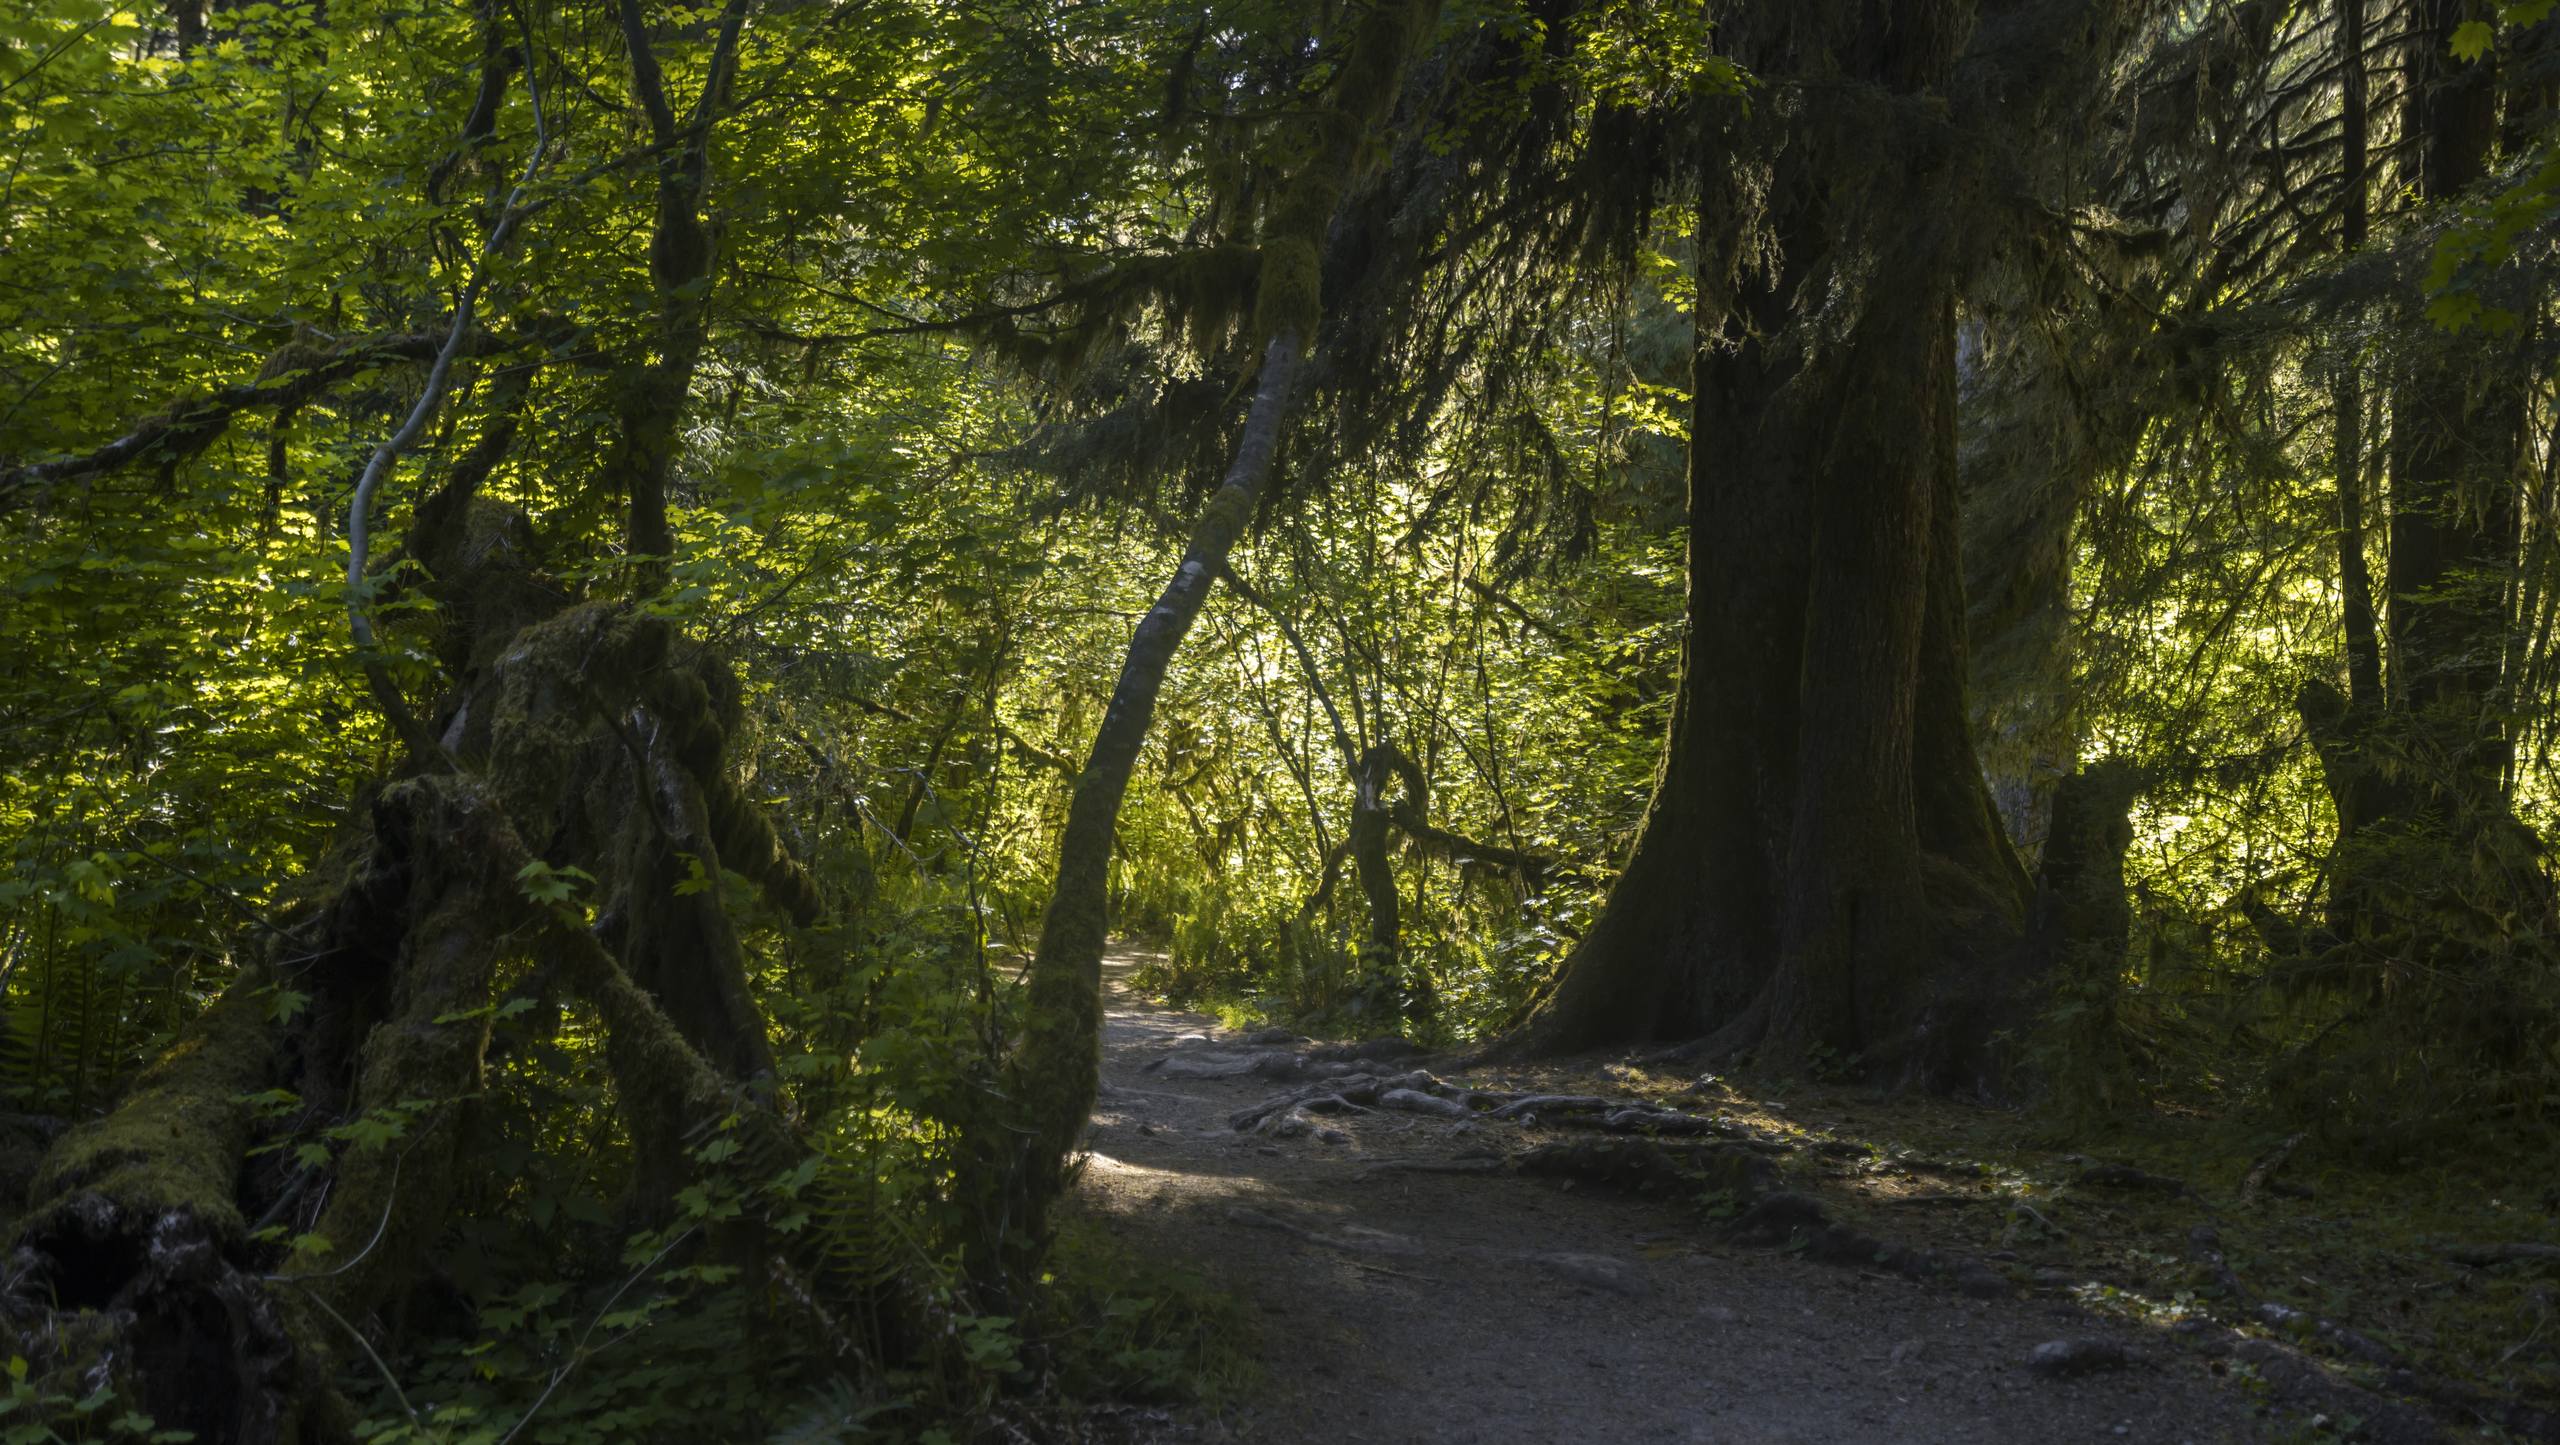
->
2 508 862 1439
7 979 342 1441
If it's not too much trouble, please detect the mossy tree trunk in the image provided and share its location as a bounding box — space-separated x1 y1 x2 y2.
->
1 9 845 1409
603 0 747 572
2027 760 2148 1113
4 533 845 1436
1499 0 2044 1086
1348 758 1405 1019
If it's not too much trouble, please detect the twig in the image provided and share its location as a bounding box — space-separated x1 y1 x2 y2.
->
292 1282 422 1428
264 1153 403 1283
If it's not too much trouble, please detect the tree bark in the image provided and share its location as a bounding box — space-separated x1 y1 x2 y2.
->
604 0 748 571
2283 0 2558 1109
2387 0 2520 826
2333 0 2385 719
1499 0 2033 1086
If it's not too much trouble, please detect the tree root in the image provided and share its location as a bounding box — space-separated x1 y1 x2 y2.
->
1222 1207 1650 1297
1224 1070 1445 1132
1226 1068 1784 1152
1357 1158 1507 1177
1484 1094 1613 1120
2072 1161 2204 1203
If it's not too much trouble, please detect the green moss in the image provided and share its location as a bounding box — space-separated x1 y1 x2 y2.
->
1332 0 1440 135
1184 477 1259 559
1250 235 1322 357
285 785 505 1310
26 978 277 1242
482 601 666 807
705 777 826 926
1241 0 1438 356
1166 243 1261 355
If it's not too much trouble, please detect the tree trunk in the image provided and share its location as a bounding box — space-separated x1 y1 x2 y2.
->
603 0 746 571
2386 0 2519 821
1348 784 1403 1017
2333 0 2385 719
993 334 1299 1269
986 0 1441 1280
2284 0 2558 1118
2026 760 2147 1113
1500 0 2034 1086
2305 0 2537 919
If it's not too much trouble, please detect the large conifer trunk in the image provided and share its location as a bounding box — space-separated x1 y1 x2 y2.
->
1502 0 2040 1084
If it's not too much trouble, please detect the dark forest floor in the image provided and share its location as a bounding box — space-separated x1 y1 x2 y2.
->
1062 946 2525 1444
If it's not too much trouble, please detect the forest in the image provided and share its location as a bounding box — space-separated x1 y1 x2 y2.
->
1 0 2557 1439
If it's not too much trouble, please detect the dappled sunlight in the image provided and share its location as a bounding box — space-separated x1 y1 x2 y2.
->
3 0 2554 1436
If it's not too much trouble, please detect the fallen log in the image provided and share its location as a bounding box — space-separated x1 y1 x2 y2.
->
2237 1132 2307 1208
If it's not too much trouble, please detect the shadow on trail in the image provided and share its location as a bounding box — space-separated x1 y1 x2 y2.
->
1069 946 2269 1445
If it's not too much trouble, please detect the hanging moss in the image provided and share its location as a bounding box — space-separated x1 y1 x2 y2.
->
1157 242 1262 357
1246 0 1441 356
1330 0 1441 137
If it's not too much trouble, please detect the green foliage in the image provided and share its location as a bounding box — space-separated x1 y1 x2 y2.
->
0 1358 191 1445
1031 1220 1255 1406
4 0 2558 1428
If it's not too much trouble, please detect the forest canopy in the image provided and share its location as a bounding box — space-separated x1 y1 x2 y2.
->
1 0 2556 1438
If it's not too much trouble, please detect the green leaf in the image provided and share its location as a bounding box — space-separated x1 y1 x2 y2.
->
513 859 594 905
2450 19 2494 59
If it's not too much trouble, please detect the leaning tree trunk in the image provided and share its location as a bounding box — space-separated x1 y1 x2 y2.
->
984 0 1442 1281
1499 0 2038 1086
994 331 1299 1268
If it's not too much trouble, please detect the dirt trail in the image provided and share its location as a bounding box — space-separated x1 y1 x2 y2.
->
1071 946 2270 1444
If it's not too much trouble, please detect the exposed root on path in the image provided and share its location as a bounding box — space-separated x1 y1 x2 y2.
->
1137 1017 2560 1443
